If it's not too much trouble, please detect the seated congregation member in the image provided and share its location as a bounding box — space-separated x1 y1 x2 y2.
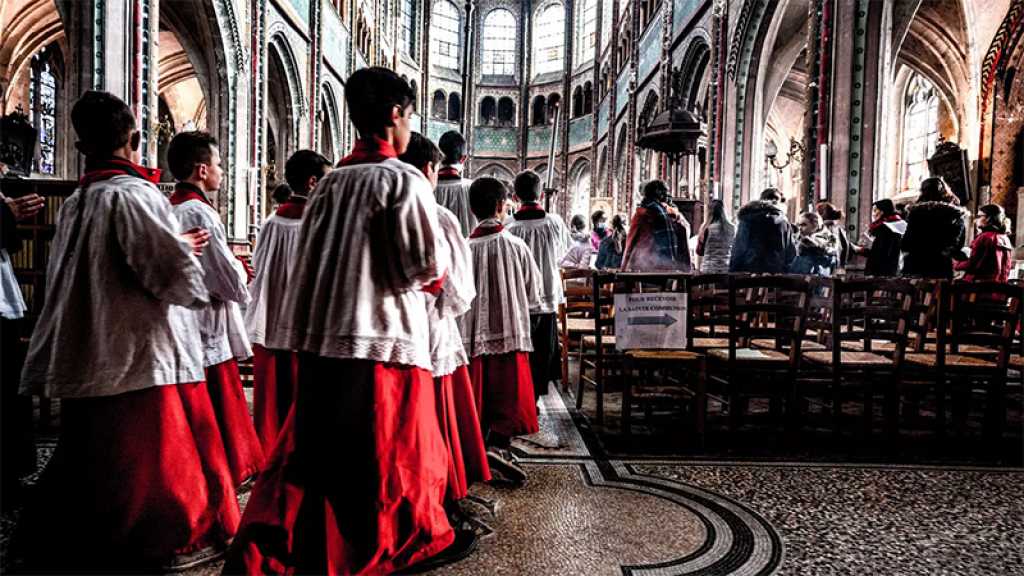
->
595 214 628 269
399 132 492 509
435 130 477 236
245 149 332 452
730 187 795 273
461 177 542 484
853 199 905 277
167 131 263 488
226 67 475 576
901 177 967 279
955 203 1013 283
506 170 572 399
696 199 736 274
789 212 840 276
16 91 239 571
621 179 693 271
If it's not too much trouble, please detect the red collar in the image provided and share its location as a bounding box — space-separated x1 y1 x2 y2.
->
337 136 398 167
80 157 162 187
169 182 213 207
868 214 902 232
438 165 461 180
514 202 546 221
275 196 307 219
469 223 504 238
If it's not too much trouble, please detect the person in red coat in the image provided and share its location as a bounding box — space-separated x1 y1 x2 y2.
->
955 203 1014 283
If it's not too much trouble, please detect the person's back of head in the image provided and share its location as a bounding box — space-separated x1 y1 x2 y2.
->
344 67 414 140
815 201 843 222
570 214 586 233
272 183 293 205
284 149 332 195
438 131 466 166
398 132 442 176
917 177 952 204
167 131 217 182
759 188 784 204
469 177 508 221
641 180 669 203
72 90 137 159
513 170 541 203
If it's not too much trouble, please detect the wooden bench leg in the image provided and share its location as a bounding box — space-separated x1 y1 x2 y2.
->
622 356 633 436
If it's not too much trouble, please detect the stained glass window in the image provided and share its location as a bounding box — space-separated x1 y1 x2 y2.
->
30 44 59 176
401 0 417 58
430 0 461 70
482 9 516 76
901 74 939 194
533 3 565 77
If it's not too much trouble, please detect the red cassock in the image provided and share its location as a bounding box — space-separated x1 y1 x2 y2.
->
434 364 491 500
205 358 265 486
223 356 454 575
468 351 540 438
15 382 240 571
252 345 300 453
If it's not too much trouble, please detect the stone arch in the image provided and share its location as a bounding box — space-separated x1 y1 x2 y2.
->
474 161 516 182
569 157 592 217
320 81 342 163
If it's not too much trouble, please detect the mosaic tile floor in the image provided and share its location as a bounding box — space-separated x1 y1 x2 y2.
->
3 383 1022 575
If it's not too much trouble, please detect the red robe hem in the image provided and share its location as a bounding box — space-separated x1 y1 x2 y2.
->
206 358 265 486
469 351 540 438
252 345 299 453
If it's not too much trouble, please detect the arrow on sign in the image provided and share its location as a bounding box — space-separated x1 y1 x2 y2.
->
628 314 678 327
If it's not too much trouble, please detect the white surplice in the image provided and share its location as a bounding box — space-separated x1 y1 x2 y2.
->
245 212 303 350
505 212 572 314
21 176 208 398
428 207 475 377
434 165 476 237
459 224 542 357
281 158 449 371
172 199 253 365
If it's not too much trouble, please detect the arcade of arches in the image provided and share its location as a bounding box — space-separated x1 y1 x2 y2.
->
2 0 1022 253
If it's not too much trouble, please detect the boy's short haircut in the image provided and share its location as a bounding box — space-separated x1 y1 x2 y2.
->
438 131 466 165
272 183 293 204
167 131 217 181
284 149 332 193
513 170 541 202
641 179 669 202
344 67 414 138
71 91 136 158
398 132 442 171
760 187 784 203
469 177 508 220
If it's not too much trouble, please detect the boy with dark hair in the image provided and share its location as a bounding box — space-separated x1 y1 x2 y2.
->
167 130 263 488
245 149 331 452
461 177 542 484
400 132 492 509
435 130 476 235
16 91 238 571
506 169 571 402
227 68 474 575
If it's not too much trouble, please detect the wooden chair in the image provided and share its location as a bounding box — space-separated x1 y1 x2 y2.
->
575 271 617 424
686 273 732 351
615 273 706 447
800 277 916 438
904 281 1022 440
558 268 595 390
708 275 812 434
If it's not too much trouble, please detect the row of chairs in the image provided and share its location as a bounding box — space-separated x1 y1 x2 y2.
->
558 271 1023 449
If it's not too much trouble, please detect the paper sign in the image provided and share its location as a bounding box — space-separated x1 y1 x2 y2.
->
614 293 688 350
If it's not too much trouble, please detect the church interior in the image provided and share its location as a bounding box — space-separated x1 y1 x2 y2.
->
1 0 1023 574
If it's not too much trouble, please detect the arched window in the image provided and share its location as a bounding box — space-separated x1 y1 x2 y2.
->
431 0 461 70
583 81 594 114
901 74 939 193
601 0 613 50
30 43 61 175
547 93 561 124
401 0 417 58
319 95 335 162
482 9 517 76
597 146 608 194
575 0 597 65
448 92 462 121
572 87 583 118
498 97 516 126
571 161 592 217
432 90 447 118
532 95 547 126
532 2 565 77
480 96 497 124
